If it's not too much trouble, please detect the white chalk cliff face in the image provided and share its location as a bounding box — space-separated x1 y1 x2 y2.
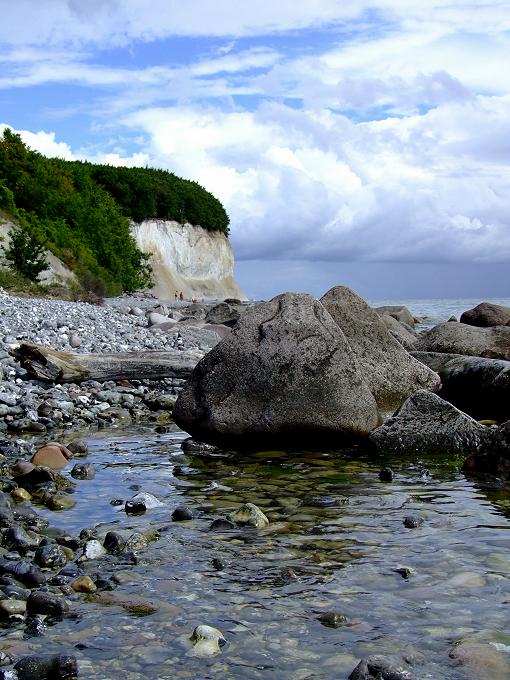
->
131 220 246 301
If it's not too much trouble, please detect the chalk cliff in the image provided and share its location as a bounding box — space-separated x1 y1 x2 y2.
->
131 220 246 301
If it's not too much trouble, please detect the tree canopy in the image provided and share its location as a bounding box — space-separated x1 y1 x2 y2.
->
0 128 230 295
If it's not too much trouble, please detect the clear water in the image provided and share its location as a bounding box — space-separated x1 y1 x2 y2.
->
5 424 510 679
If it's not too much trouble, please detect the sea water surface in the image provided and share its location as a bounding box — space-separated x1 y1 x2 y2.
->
4 297 510 679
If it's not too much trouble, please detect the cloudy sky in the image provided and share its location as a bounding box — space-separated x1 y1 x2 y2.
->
1 0 509 300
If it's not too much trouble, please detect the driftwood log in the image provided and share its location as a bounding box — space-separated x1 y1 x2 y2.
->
11 343 199 383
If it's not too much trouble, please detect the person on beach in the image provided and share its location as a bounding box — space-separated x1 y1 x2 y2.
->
174 291 178 301
179 291 184 301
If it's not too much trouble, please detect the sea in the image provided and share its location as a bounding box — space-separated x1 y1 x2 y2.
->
368 296 510 329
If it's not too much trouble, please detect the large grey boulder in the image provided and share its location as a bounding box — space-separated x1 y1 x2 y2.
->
374 305 416 327
173 292 380 447
380 314 418 350
370 390 488 455
320 286 439 417
460 302 510 327
413 352 510 422
415 322 510 360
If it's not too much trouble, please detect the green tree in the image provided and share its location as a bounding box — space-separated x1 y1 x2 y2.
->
1 225 48 280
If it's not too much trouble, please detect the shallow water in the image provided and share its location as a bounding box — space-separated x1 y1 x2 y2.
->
4 424 510 679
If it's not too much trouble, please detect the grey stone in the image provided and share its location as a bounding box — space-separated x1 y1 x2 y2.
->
380 314 418 350
349 654 414 679
370 391 488 455
320 286 439 416
460 302 510 327
374 305 416 327
173 292 379 447
416 322 510 360
205 302 240 327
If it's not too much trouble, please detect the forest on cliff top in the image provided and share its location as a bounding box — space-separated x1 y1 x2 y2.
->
0 128 229 295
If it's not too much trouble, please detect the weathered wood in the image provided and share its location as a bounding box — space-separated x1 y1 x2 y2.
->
11 343 199 383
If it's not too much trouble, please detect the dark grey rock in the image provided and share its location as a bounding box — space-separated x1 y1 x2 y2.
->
124 500 146 515
460 302 510 327
103 531 126 554
172 506 193 521
26 590 67 617
317 611 348 628
349 654 414 679
14 654 77 680
403 516 423 529
209 518 236 531
379 467 394 482
370 391 488 456
70 463 95 480
34 544 67 570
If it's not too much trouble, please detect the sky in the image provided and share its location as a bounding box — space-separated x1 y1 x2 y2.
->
1 0 509 300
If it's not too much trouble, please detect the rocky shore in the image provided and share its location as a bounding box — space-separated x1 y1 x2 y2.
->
0 288 509 678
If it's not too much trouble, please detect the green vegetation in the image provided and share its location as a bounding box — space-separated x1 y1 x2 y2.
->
2 224 48 280
0 128 230 295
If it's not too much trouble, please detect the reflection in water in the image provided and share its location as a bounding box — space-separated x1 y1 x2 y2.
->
8 425 510 679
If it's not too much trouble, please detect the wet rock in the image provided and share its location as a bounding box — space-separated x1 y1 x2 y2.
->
24 614 45 638
2 527 39 555
26 590 67 617
415 322 510 360
81 540 106 560
317 611 348 628
124 500 146 515
45 494 76 511
460 302 510 328
394 567 414 579
30 444 71 470
34 544 67 570
174 292 380 447
103 531 126 554
13 467 56 489
71 575 96 593
0 598 26 617
403 515 423 529
349 654 414 679
211 558 226 570
14 654 77 680
172 506 193 521
189 624 226 657
209 518 236 531
70 463 95 480
464 418 510 479
10 561 46 588
379 467 394 482
228 502 269 528
321 287 438 416
92 591 159 615
449 640 510 679
130 492 163 509
370 391 488 456
10 488 31 503
66 440 88 457
181 438 219 455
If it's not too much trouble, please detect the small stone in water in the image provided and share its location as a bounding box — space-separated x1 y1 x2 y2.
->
317 611 348 628
172 506 193 521
72 575 96 593
403 515 423 529
125 500 146 515
211 558 226 571
379 467 394 482
189 624 226 657
70 463 95 480
209 518 235 531
103 531 126 554
26 591 67 617
110 498 123 506
228 502 269 528
394 567 414 579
